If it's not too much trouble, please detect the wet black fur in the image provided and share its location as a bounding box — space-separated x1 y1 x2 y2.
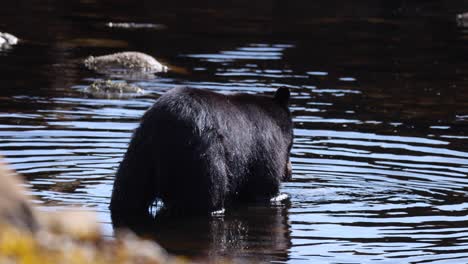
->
110 87 293 215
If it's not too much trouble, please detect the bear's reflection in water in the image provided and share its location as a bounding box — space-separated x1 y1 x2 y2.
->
111 203 291 262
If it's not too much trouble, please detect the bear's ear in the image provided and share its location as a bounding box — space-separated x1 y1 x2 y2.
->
274 87 290 105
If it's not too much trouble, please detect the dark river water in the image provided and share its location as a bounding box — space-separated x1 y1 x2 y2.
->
1 1 468 263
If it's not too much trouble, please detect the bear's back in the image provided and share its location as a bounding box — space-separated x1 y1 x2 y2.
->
151 87 280 129
148 87 258 168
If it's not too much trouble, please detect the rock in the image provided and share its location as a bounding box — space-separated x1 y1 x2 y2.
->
0 213 184 264
84 51 168 75
0 32 19 48
0 159 38 232
84 79 144 98
38 210 101 241
457 12 468 27
0 158 192 264
106 22 167 30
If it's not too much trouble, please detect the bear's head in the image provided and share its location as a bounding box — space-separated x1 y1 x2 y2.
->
273 87 294 181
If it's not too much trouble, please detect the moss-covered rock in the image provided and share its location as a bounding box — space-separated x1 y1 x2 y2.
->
84 52 168 75
0 159 192 264
0 222 190 264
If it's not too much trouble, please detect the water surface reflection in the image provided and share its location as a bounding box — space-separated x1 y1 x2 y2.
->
112 204 291 262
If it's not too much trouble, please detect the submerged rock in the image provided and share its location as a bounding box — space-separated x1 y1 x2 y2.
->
106 22 167 30
84 80 144 98
457 12 468 27
0 32 18 48
84 51 168 75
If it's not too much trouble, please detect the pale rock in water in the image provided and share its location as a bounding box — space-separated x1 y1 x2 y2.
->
84 51 168 74
0 32 19 48
457 12 468 27
106 22 167 30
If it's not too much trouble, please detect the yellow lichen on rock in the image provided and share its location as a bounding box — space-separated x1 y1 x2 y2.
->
0 158 191 264
0 222 190 264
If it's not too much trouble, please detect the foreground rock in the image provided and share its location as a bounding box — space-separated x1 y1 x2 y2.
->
0 159 192 264
84 51 168 76
0 159 37 232
0 221 183 264
0 32 18 48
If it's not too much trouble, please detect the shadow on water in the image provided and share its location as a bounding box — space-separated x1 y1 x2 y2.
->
111 203 291 262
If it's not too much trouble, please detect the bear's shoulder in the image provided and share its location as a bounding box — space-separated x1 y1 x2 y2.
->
162 87 274 106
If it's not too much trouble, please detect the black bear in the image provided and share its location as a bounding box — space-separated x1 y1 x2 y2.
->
110 87 293 215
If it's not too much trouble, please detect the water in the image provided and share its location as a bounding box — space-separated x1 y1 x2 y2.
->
1 1 468 263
